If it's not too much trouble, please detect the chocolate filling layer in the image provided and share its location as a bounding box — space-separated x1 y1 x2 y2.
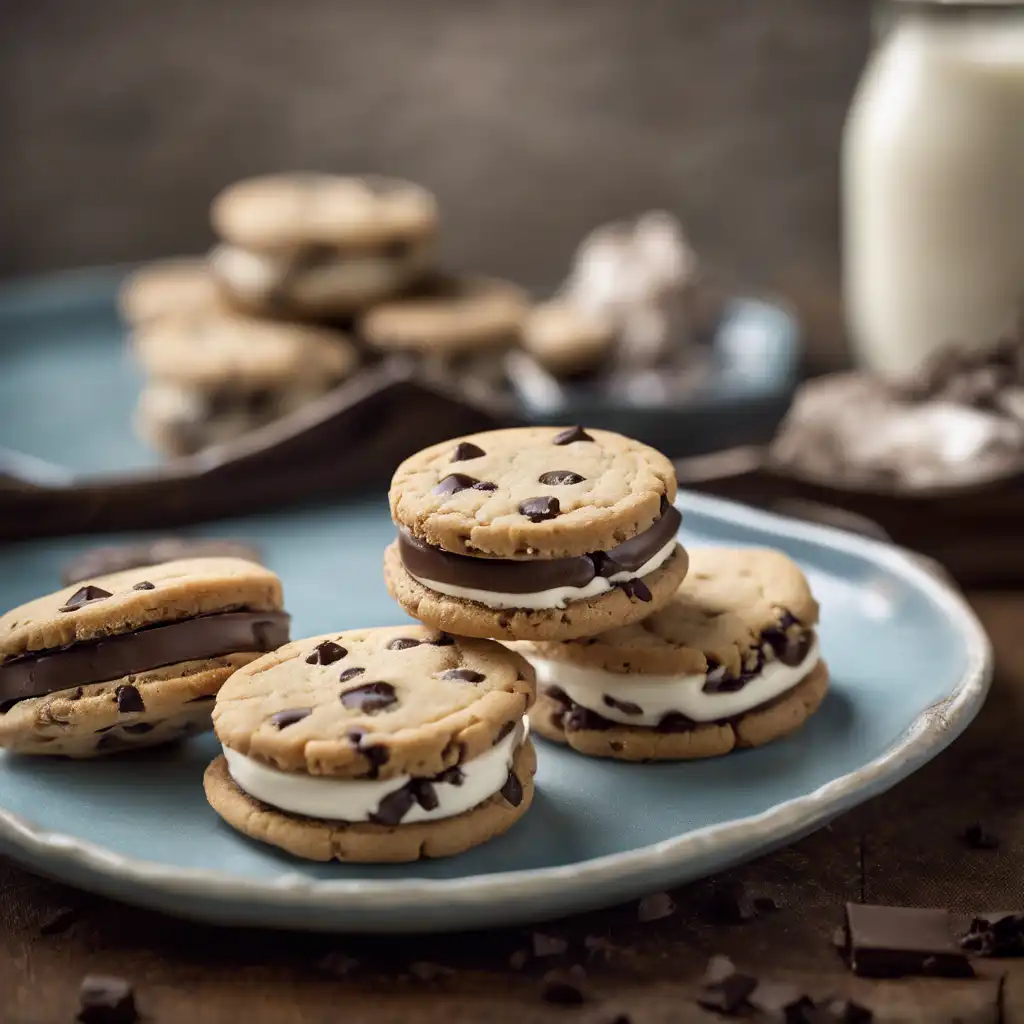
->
0 610 291 711
399 504 681 594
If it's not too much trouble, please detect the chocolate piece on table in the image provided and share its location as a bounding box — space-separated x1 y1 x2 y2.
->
77 974 138 1024
844 902 973 978
696 954 757 1015
960 912 1024 957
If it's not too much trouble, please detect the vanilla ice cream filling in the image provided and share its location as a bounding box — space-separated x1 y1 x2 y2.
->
409 538 679 611
530 639 820 725
224 718 527 824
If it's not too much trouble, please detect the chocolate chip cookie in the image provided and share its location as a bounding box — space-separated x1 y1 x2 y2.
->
384 426 689 641
521 301 615 378
118 257 226 325
518 546 826 760
209 173 438 316
0 558 289 757
206 625 536 862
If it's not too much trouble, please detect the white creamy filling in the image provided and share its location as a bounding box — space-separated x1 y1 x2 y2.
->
529 638 820 725
224 718 527 824
210 243 423 302
408 538 680 611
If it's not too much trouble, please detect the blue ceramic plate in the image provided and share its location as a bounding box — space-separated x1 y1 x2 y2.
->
0 492 991 933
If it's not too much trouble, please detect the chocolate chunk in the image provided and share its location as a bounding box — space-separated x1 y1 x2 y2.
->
387 638 421 651
538 470 585 485
821 998 874 1023
696 956 757 1015
616 578 652 602
960 912 1024 957
637 891 676 922
519 496 561 522
473 480 498 491
410 779 439 811
341 681 397 714
434 473 480 496
442 668 485 683
845 902 973 978
495 720 517 742
59 585 112 613
590 551 625 577
338 667 365 683
306 640 346 665
500 769 523 807
748 980 815 1021
122 722 154 734
77 974 138 1024
962 823 1000 849
435 765 465 786
347 729 390 777
541 970 587 1005
604 694 642 716
553 425 594 445
451 441 486 461
39 906 79 936
114 684 145 714
131 582 155 591
369 783 416 826
271 707 312 729
430 633 455 646
532 932 569 957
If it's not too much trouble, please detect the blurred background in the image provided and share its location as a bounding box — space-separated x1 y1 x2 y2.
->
0 0 865 370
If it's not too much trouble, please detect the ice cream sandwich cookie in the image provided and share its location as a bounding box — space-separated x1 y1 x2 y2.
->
0 558 289 757
384 426 689 641
521 546 826 759
209 173 437 316
205 626 536 862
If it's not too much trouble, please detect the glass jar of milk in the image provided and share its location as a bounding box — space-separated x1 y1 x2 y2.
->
843 1 1024 383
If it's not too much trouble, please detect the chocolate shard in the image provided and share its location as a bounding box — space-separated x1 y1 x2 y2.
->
338 667 365 683
435 765 465 786
114 684 145 714
77 974 138 1024
131 582 155 591
441 668 485 683
538 470 586 485
500 769 524 807
346 729 390 778
473 480 498 491
59 585 112 613
429 633 455 646
340 682 398 714
369 784 416 826
616 578 652 602
604 694 643 716
410 779 439 811
553 425 595 445
434 473 480 496
306 640 346 665
387 637 421 651
519 496 561 523
271 707 312 729
845 902 973 978
451 441 486 462
960 911 1024 957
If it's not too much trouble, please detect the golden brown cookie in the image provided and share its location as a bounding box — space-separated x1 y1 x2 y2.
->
521 301 615 377
518 546 824 760
207 626 536 862
118 258 226 325
385 426 687 641
0 558 288 757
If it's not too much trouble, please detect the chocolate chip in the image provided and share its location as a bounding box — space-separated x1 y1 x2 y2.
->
540 970 586 1006
637 892 676 922
604 694 642 716
131 581 155 591
616 578 652 602
39 906 79 936
960 912 1024 957
339 667 365 683
78 975 137 1024
369 784 416 826
68 687 84 701
271 707 312 729
962 823 1000 849
433 473 480 495
435 766 465 786
821 998 874 1023
430 633 455 646
442 668 485 683
122 722 154 734
114 685 145 714
59 585 112 613
387 637 421 651
519 496 561 522
473 480 498 491
410 779 438 811
347 729 390 778
500 769 523 807
306 640 346 665
451 441 486 461
538 470 585 485
341 681 398 714
553 425 595 445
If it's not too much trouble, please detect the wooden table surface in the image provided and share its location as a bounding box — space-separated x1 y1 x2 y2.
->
2 590 1022 1024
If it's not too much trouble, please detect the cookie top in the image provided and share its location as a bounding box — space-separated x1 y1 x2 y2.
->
0 558 283 659
61 538 262 586
213 625 534 779
118 258 225 325
521 546 818 675
132 313 358 389
389 426 678 559
360 276 529 354
522 301 615 376
211 174 438 250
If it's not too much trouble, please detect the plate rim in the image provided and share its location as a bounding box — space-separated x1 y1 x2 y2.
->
0 490 993 916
